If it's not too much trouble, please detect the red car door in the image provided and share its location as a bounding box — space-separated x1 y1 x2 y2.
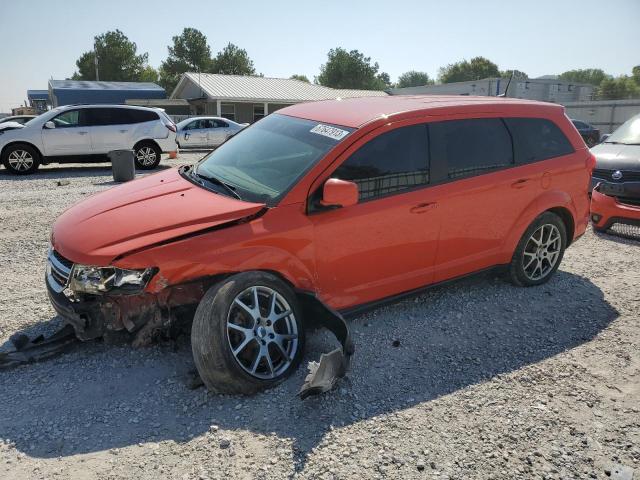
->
308 123 441 310
428 117 541 282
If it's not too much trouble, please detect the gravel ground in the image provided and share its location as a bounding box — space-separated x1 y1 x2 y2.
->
0 153 638 480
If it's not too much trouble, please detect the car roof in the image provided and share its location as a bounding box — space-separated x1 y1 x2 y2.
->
278 95 565 128
56 104 160 112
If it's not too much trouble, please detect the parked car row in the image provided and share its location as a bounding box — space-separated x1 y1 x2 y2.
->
0 106 249 175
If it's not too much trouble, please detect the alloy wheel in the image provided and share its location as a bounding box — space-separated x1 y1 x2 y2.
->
226 286 299 379
135 146 157 166
7 150 34 171
522 224 562 281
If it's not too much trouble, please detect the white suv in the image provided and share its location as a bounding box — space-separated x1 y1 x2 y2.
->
0 104 177 174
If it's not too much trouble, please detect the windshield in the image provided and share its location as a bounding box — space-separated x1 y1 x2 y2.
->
606 114 640 145
196 114 353 204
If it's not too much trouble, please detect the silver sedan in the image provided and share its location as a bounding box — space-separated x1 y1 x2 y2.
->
176 117 248 149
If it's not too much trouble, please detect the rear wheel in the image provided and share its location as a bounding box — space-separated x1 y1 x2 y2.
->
2 144 40 174
191 272 305 394
133 142 161 170
508 212 567 287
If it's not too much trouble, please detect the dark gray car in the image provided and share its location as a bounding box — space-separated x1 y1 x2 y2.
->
590 113 640 190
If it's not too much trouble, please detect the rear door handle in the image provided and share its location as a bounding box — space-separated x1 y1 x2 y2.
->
119 129 128 133
77 131 88 135
511 178 531 189
410 202 437 213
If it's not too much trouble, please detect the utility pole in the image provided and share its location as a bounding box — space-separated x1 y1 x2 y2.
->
94 40 99 81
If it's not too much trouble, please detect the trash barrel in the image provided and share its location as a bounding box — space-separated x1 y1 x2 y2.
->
109 149 135 182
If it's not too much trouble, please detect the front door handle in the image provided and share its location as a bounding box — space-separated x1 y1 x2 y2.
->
119 129 128 133
77 131 88 135
410 202 437 213
511 178 531 189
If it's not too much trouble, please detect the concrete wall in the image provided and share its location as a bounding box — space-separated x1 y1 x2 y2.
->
564 100 640 134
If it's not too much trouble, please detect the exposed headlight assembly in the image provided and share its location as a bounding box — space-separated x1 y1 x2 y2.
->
69 265 156 295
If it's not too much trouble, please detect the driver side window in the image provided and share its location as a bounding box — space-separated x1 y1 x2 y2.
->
185 120 201 130
52 110 84 128
333 124 430 201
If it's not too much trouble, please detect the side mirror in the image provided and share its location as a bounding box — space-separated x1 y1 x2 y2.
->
321 178 358 208
43 121 55 129
600 134 610 143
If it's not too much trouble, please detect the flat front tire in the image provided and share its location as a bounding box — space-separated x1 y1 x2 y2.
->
508 212 567 287
191 272 305 395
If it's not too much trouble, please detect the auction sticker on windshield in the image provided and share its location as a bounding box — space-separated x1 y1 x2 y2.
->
310 124 350 141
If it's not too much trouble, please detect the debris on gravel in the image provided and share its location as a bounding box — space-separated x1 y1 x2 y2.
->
0 155 638 479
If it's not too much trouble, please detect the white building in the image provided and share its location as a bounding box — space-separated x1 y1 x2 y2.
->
170 73 388 124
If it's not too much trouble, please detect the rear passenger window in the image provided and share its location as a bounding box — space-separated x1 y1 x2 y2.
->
504 118 574 164
333 124 429 201
429 118 513 180
127 109 159 124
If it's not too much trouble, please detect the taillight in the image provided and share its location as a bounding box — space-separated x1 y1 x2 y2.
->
166 123 177 133
587 152 596 172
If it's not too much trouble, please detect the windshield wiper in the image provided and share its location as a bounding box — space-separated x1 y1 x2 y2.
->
192 167 241 200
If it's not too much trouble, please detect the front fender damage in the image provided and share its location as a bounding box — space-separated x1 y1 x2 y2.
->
296 291 354 399
5 276 354 400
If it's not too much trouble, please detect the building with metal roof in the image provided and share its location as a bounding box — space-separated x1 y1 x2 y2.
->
26 90 50 113
389 77 595 104
48 80 166 107
170 73 387 124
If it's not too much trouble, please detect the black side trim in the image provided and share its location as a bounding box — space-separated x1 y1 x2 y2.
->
339 265 507 318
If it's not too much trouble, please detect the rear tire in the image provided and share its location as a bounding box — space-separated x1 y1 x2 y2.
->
133 142 161 170
2 144 40 175
508 212 567 287
191 272 305 395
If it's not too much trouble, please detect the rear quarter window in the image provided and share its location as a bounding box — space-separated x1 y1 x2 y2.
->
504 118 574 164
127 109 159 124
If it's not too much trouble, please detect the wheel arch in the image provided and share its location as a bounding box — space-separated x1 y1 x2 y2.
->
133 139 161 152
501 190 578 262
1 141 43 161
546 206 575 245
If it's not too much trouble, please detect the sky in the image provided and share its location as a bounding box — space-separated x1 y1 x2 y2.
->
1 0 639 111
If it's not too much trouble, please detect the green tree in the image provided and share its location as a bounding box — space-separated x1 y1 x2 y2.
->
290 74 310 83
558 68 609 86
501 69 528 80
597 76 640 100
632 65 640 85
438 57 500 83
317 48 388 90
139 66 159 83
212 43 256 75
396 70 433 88
159 28 214 94
72 30 149 81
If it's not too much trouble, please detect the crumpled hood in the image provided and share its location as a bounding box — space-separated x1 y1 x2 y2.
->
52 167 265 265
591 143 640 170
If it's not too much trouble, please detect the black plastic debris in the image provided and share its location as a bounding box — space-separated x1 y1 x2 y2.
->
0 324 78 370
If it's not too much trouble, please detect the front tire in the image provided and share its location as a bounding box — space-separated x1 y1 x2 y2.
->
2 144 40 174
508 212 567 287
133 142 161 170
191 272 305 395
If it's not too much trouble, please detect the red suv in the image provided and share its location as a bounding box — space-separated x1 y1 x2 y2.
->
46 96 592 394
